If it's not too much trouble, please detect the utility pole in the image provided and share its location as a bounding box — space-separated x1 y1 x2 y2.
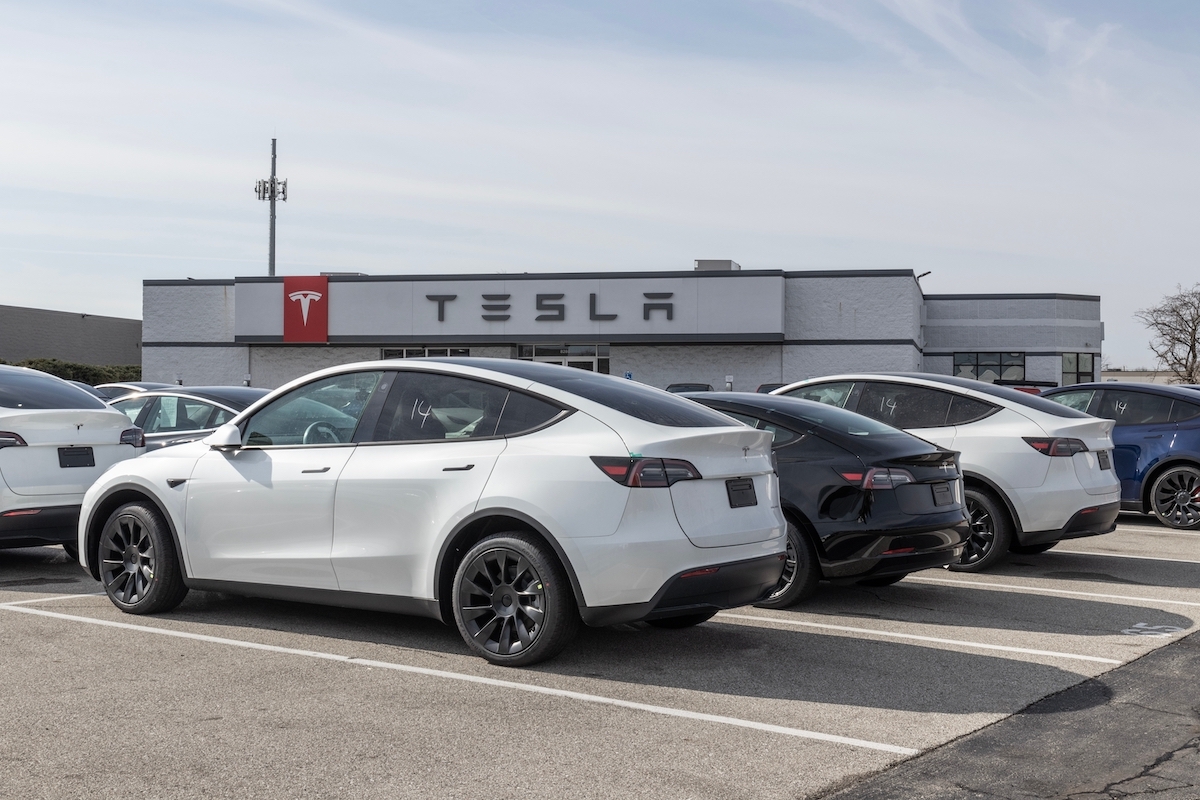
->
255 139 288 277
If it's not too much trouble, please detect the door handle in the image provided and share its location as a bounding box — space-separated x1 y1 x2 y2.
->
443 464 475 472
302 466 331 474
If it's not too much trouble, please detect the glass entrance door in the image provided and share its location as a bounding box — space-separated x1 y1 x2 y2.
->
516 345 610 374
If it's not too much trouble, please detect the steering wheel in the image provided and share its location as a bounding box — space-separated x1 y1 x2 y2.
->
302 421 341 445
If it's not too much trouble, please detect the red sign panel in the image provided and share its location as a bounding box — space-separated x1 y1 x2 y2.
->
283 276 329 343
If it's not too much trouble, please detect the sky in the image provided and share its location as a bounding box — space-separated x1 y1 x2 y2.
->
2 0 1199 368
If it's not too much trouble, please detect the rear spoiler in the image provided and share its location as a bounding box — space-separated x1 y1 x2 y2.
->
886 450 958 467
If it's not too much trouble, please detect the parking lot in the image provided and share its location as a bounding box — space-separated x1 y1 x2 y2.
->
3 512 1198 799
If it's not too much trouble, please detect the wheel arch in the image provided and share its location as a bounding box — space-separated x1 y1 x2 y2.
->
433 508 586 626
961 471 1022 536
1140 457 1200 514
83 485 184 582
779 500 825 568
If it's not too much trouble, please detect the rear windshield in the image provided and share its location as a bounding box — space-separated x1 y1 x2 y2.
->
746 397 901 437
0 370 109 410
428 359 736 428
889 373 1091 418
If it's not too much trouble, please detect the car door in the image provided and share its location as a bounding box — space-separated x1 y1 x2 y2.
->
1092 389 1177 503
852 382 958 450
331 371 533 598
184 370 387 589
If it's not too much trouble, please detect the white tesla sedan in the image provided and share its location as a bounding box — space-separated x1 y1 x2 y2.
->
773 373 1120 571
79 359 786 666
0 365 144 557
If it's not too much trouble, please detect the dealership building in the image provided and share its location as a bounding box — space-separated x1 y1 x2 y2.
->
141 262 1103 391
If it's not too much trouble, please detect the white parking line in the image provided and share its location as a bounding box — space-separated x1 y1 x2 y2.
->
0 593 103 606
907 576 1200 609
0 600 919 757
1117 528 1200 538
716 613 1122 665
1048 550 1200 566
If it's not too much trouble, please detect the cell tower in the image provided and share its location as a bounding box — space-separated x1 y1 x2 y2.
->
255 138 288 277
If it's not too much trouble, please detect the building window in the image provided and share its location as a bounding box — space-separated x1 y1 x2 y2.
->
953 352 1025 383
1061 353 1095 386
381 347 471 359
515 344 610 374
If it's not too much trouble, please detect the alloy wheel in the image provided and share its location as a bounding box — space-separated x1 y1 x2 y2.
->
766 535 798 601
1153 468 1200 528
457 547 546 656
963 496 995 565
100 513 156 605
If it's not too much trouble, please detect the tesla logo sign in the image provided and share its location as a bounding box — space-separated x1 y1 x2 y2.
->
283 276 328 342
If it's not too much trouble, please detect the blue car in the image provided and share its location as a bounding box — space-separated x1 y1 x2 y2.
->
1041 382 1200 529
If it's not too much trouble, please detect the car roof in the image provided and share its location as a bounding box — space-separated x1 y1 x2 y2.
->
1042 382 1200 400
95 381 174 390
115 386 270 409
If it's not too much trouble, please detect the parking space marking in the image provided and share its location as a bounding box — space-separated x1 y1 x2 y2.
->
0 600 920 757
0 593 103 606
1114 527 1200 538
907 576 1200 609
1048 550 1200 566
716 613 1122 665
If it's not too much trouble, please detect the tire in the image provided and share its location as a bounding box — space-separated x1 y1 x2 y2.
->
858 573 907 587
1150 466 1200 530
61 541 78 561
754 522 820 609
1009 542 1058 555
452 532 580 667
949 488 1013 572
646 611 718 629
98 502 188 614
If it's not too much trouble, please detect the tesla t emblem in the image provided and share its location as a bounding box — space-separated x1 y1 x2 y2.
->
743 446 750 457
288 290 323 325
76 424 83 431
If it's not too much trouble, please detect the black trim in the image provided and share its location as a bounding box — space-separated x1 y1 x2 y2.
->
143 279 236 287
783 269 915 278
925 350 1098 358
331 333 783 345
1020 502 1120 546
578 553 785 627
228 270 786 284
783 338 921 348
963 472 1025 537
925 293 1100 302
183 579 442 620
142 342 247 348
0 505 81 548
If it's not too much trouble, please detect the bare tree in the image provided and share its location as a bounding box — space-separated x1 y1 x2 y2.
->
1136 284 1200 384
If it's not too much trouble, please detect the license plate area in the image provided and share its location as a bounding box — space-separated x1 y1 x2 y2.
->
932 481 954 506
58 447 95 468
726 478 757 508
1097 450 1112 470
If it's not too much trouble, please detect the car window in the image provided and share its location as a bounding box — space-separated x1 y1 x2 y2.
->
245 371 383 446
759 421 800 446
210 407 236 426
0 370 108 410
717 410 758 428
374 372 510 442
1170 399 1200 422
783 382 854 408
1045 389 1095 413
857 383 953 429
111 396 152 425
945 395 998 425
1094 390 1175 426
142 397 219 434
494 391 565 436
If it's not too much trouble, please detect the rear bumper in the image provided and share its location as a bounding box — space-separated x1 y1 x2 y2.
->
0 505 81 548
579 553 786 627
817 520 970 579
1019 501 1120 546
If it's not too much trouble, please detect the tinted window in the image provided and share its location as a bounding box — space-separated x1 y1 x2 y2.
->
783 381 854 408
111 396 152 424
374 372 509 442
495 391 564 436
142 397 219 434
857 383 953 429
245 371 383 446
1172 400 1200 422
1094 390 1175 426
759 421 801 446
436 360 734 428
777 403 898 437
886 374 1091 418
0 370 108 410
946 395 998 425
1045 389 1095 413
210 407 236 427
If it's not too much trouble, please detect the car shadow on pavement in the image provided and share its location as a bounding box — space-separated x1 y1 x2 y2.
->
794 581 1195 636
986 549 1200 590
0 546 90 592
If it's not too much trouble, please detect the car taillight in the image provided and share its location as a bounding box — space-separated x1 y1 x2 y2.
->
1023 437 1088 457
0 432 27 449
591 457 703 487
836 467 915 489
120 428 145 448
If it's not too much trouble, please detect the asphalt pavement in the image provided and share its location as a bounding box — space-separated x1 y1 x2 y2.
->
2 512 1197 799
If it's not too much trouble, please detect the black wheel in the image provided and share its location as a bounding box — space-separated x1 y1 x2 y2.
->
949 488 1013 572
452 532 579 666
1151 466 1200 530
61 541 79 561
646 611 718 629
98 502 188 614
858 573 907 587
1009 542 1058 555
755 522 820 609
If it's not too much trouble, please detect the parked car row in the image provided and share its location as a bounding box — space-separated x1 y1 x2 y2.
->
1 359 1181 669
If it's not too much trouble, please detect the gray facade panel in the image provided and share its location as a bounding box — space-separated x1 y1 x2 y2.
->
610 345 782 392
0 305 141 365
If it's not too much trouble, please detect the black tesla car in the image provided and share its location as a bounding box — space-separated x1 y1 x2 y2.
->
685 392 970 607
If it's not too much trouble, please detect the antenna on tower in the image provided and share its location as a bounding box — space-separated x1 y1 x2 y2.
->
255 138 288 277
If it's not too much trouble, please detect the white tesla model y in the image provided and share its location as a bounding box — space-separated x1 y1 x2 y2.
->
79 359 786 665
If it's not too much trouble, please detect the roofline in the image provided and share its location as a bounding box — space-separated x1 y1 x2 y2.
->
924 293 1101 302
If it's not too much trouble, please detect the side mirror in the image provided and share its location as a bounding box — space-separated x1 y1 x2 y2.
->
205 423 242 451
